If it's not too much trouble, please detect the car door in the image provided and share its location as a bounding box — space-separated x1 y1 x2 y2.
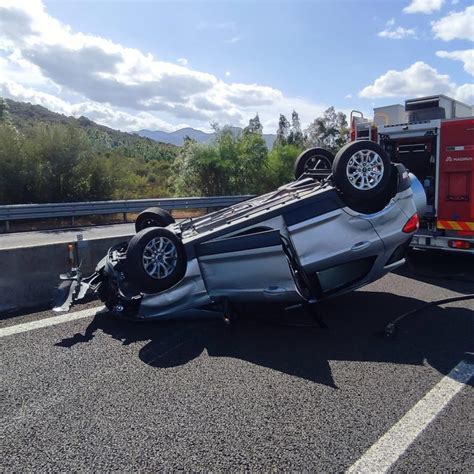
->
196 229 301 303
285 205 384 295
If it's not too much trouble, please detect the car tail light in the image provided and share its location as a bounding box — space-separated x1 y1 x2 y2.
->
402 213 419 233
448 240 471 249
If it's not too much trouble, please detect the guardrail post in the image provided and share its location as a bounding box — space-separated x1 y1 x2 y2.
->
123 212 127 222
5 220 10 233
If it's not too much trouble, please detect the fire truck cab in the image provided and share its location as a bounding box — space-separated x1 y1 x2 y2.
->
351 95 474 253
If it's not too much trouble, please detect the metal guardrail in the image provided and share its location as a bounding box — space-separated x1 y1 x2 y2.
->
0 196 253 231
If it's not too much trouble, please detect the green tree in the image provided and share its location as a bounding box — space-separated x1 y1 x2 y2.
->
288 110 304 147
173 121 269 197
0 98 12 124
304 107 349 154
265 143 303 190
0 123 30 204
243 113 263 135
23 124 94 202
235 127 268 194
172 135 234 197
275 114 290 146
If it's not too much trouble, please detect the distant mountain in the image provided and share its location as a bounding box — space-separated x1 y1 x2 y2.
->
138 126 277 148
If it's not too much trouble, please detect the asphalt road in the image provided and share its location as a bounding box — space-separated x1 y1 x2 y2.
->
1 250 473 471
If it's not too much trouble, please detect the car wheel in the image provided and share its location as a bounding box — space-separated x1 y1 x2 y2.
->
294 148 334 179
135 207 175 233
332 140 391 199
97 278 139 315
97 278 118 311
125 227 187 294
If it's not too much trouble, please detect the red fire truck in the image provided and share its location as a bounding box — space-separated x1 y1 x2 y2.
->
351 95 474 253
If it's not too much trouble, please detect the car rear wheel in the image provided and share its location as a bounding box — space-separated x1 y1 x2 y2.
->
332 140 391 200
135 207 175 233
125 227 187 294
294 148 334 179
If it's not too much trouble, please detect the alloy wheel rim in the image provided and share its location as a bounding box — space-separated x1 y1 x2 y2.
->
142 236 178 279
346 150 384 190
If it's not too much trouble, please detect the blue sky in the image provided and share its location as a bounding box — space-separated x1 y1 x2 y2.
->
0 0 472 133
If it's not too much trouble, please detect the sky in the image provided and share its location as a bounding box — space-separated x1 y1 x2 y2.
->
0 0 472 133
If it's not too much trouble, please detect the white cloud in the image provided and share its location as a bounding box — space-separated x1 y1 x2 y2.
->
225 71 231 77
359 61 473 104
0 52 48 87
345 94 353 99
378 19 416 39
436 49 474 76
454 83 474 103
226 37 241 44
0 0 330 132
432 6 474 41
0 81 180 132
403 0 444 14
360 62 454 98
259 96 329 133
1 81 72 115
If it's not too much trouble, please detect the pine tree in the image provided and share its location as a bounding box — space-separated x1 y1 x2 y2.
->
276 114 290 146
244 114 263 135
288 110 304 147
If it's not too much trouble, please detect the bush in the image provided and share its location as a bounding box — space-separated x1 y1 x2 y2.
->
0 123 174 204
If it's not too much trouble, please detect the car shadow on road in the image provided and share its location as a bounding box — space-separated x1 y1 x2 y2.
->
395 249 474 294
55 290 474 389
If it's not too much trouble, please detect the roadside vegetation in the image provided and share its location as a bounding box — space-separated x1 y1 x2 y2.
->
0 98 349 204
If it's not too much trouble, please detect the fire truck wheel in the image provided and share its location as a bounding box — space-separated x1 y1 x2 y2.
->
125 227 187 294
294 148 334 179
135 207 175 233
332 140 391 199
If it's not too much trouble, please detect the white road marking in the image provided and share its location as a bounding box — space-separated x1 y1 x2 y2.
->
0 306 104 338
347 360 474 473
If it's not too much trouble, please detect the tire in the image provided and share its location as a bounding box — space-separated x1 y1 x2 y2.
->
294 148 334 179
135 207 175 233
97 277 141 316
332 141 391 200
125 227 187 294
97 278 120 311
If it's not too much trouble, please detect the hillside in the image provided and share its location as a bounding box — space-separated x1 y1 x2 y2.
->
4 98 176 156
139 126 276 148
1 97 299 206
4 98 277 151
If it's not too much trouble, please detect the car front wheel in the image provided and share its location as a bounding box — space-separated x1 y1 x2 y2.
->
125 227 187 294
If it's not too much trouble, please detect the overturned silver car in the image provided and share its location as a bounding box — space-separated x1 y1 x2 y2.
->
54 141 426 320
